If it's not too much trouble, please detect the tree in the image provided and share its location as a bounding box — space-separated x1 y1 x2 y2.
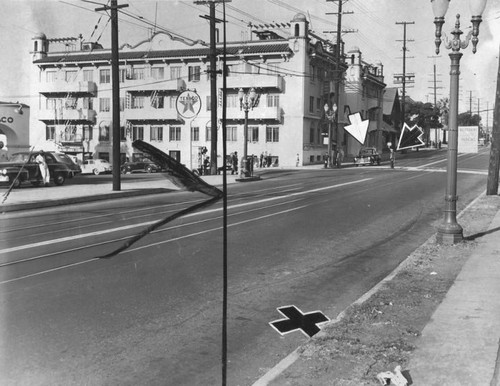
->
404 99 442 144
457 112 481 127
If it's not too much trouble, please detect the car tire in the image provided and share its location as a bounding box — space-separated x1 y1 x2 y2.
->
53 174 65 186
12 178 21 188
146 166 152 173
93 168 100 175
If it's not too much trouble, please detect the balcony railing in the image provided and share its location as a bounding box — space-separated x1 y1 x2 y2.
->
226 74 284 92
39 108 97 123
124 107 180 121
125 78 186 93
226 105 281 121
39 81 97 96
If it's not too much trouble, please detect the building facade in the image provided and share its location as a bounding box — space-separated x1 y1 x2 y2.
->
30 14 379 169
0 102 30 158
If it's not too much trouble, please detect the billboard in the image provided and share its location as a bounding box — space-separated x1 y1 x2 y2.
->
458 126 478 153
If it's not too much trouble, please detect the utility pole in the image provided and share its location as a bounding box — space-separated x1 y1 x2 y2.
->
487 48 500 195
395 21 415 124
196 0 224 175
96 0 129 191
326 0 353 167
428 56 443 146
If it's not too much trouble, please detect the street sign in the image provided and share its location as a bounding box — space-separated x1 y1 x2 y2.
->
344 112 369 145
176 90 201 120
269 305 330 338
397 123 425 151
458 126 479 153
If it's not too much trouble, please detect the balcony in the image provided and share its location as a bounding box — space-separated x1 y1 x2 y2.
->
39 108 97 123
124 107 181 122
226 105 282 121
125 78 186 93
226 74 284 92
39 81 97 96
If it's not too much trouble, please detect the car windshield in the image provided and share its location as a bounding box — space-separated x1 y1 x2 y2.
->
9 153 30 162
53 153 75 164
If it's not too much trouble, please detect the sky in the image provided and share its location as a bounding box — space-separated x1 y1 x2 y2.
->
1 0 499 127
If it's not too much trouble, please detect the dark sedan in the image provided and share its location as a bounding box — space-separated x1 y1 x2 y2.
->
0 151 77 188
120 160 161 174
354 147 381 166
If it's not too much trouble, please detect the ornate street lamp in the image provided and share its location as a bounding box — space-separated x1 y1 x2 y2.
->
238 87 258 177
324 102 337 168
431 0 487 244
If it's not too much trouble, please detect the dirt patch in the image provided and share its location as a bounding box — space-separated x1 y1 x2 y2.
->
269 195 500 386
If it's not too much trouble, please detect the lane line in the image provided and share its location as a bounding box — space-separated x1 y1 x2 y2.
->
0 178 371 255
0 205 308 284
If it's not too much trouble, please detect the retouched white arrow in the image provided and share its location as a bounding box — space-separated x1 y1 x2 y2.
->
345 112 369 145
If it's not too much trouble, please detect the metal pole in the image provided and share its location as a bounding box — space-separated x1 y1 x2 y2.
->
243 107 249 177
437 51 463 243
333 0 342 168
209 1 218 175
111 0 121 191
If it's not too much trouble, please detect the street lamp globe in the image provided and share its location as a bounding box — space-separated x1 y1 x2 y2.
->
470 0 487 16
249 88 256 105
431 0 450 18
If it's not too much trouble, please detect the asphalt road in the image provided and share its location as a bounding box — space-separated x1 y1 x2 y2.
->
0 148 490 385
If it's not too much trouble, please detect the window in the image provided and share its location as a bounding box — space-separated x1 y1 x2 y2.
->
62 125 78 142
169 96 176 109
191 126 199 142
317 98 321 112
100 69 111 83
132 67 144 80
206 95 211 111
309 96 314 113
169 126 181 141
226 94 238 108
151 67 164 80
170 66 181 80
98 152 110 161
119 97 125 111
119 69 126 83
46 125 56 140
310 125 315 143
248 126 259 142
83 69 93 82
83 125 93 140
131 95 144 109
206 126 211 142
132 125 144 141
65 70 77 82
82 97 94 110
46 98 57 110
267 94 279 107
150 126 163 141
151 95 164 109
266 126 279 142
188 66 201 81
46 71 56 83
99 98 110 112
99 124 110 141
226 126 237 142
120 126 126 141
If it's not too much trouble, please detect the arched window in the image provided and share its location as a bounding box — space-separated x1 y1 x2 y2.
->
34 41 38 52
351 54 355 64
295 24 300 37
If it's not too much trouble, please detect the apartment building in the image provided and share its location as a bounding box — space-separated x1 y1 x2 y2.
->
30 14 384 169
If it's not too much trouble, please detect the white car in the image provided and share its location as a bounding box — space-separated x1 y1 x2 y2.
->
80 159 112 175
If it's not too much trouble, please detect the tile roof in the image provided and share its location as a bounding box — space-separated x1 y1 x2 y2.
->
34 42 292 65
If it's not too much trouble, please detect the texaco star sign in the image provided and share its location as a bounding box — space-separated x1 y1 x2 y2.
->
176 90 201 120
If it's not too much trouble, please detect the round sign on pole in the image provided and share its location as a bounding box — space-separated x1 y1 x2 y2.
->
176 90 202 120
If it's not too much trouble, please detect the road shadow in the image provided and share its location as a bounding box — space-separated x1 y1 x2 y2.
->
464 226 500 241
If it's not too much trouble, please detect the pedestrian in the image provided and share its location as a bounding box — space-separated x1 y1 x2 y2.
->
296 153 300 167
203 156 210 175
35 150 50 186
0 141 8 161
231 151 238 175
260 152 264 168
389 148 395 169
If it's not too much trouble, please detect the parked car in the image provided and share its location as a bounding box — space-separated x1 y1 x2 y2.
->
58 153 82 177
81 159 112 175
0 151 76 188
354 147 381 166
120 160 160 174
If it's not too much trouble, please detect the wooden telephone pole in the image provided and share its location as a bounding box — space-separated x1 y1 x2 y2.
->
486 46 500 195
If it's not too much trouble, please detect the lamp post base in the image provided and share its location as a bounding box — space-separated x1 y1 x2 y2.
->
436 223 463 245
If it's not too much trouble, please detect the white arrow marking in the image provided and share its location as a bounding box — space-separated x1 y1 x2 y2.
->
345 113 369 145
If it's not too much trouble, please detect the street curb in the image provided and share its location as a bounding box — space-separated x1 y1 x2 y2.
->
252 190 487 386
0 188 175 213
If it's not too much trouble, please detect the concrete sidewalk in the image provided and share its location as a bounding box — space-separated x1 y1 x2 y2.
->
407 208 500 385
